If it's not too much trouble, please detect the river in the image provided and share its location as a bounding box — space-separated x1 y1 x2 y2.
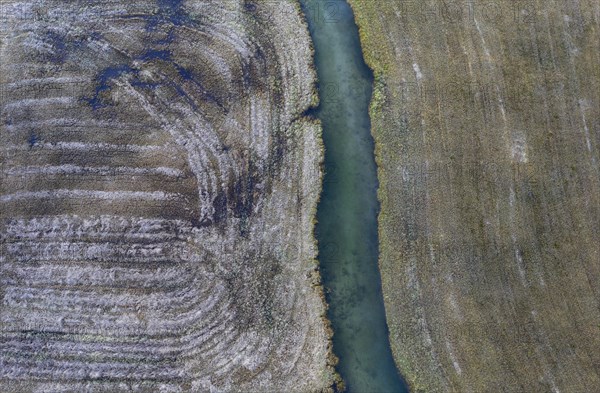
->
299 0 409 392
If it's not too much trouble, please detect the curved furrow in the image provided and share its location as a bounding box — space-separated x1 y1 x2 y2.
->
2 270 215 317
1 0 335 391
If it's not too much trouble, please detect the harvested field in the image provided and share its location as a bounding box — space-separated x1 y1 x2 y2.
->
348 0 600 392
0 1 338 391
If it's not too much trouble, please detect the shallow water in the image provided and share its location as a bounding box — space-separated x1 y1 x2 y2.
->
299 1 409 392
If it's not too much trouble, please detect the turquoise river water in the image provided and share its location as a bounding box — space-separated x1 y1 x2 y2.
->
299 1 409 392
